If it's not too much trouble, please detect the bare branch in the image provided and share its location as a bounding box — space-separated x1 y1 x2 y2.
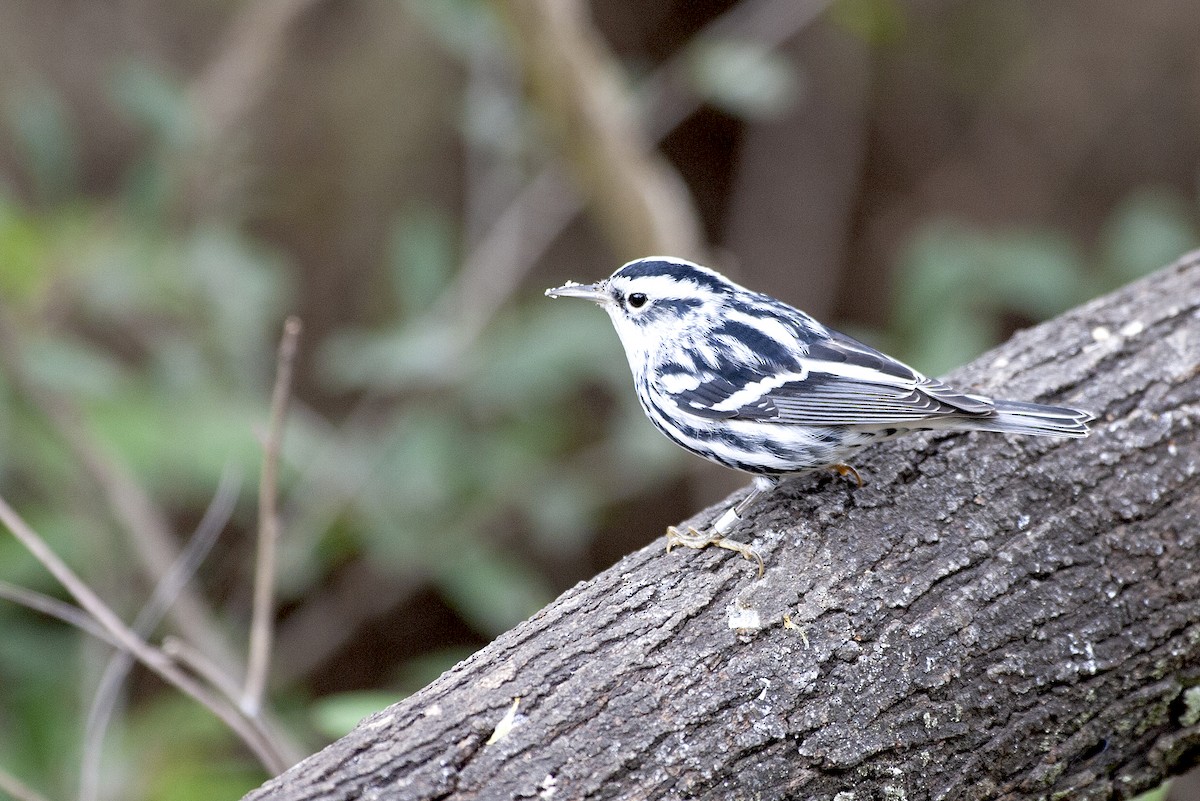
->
0 310 244 679
162 636 247 707
189 0 323 147
244 317 302 714
445 0 830 345
0 581 117 648
79 466 242 801
0 495 288 773
495 0 702 260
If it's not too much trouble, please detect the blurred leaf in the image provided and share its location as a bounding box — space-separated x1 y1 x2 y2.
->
109 62 193 151
471 301 626 411
395 646 478 694
402 0 503 62
828 0 907 45
893 221 974 329
109 62 194 217
347 408 475 571
686 38 801 120
183 224 290 383
147 761 263 801
377 408 470 513
525 474 597 541
310 691 400 739
978 230 1084 319
320 320 461 391
3 85 79 204
0 197 52 301
460 82 525 156
89 387 266 500
389 206 455 317
129 695 264 801
609 401 687 471
1099 186 1200 287
435 546 554 635
895 185 1196 376
21 335 127 400
0 619 81 791
906 306 997 378
895 220 1084 373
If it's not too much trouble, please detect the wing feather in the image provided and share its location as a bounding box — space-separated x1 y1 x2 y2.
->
657 329 995 427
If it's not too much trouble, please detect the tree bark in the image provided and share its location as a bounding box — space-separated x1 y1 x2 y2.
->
246 253 1200 800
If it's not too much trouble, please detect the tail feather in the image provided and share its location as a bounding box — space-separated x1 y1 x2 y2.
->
969 399 1094 438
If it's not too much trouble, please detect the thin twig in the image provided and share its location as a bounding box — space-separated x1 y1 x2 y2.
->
0 495 288 773
163 636 246 704
244 316 302 714
0 581 118 648
79 466 242 801
0 310 243 680
0 765 54 801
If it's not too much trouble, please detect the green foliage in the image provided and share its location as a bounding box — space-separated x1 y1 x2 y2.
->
0 72 301 797
828 0 907 45
309 691 400 740
0 5 1196 800
3 84 80 205
890 185 1199 374
1129 781 1171 801
388 205 455 318
685 38 802 119
315 205 679 629
891 222 1083 374
0 619 81 798
126 696 264 801
1100 187 1200 285
0 70 678 790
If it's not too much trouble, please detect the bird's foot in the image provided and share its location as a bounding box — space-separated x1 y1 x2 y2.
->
666 526 764 576
831 463 863 487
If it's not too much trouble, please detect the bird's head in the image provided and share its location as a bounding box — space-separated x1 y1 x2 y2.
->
546 257 736 361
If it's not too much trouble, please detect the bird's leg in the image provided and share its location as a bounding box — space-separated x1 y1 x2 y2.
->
666 476 778 574
830 463 863 487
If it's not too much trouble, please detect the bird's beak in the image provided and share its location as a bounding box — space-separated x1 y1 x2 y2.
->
545 281 610 304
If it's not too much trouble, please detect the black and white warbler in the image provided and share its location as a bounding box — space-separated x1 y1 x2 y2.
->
546 257 1092 568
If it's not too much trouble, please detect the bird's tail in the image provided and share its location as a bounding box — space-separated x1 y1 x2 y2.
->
967 399 1094 438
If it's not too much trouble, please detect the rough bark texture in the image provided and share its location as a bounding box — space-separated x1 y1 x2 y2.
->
247 253 1200 800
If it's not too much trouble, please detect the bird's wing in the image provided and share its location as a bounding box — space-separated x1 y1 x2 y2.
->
658 330 994 427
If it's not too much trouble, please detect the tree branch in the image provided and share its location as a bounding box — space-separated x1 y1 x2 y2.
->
0 309 244 677
244 316 301 714
80 466 241 801
244 251 1200 800
495 0 703 261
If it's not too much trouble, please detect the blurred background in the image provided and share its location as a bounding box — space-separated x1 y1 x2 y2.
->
0 0 1197 799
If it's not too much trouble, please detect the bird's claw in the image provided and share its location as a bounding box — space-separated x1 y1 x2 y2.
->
666 526 764 576
831 463 863 487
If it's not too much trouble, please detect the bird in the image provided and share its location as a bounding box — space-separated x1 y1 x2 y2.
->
545 256 1092 570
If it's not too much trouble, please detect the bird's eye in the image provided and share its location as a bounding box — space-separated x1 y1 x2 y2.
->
628 292 648 309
